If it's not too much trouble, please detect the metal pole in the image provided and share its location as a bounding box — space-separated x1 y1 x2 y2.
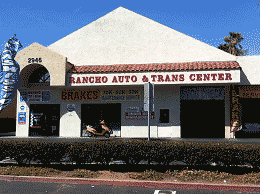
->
148 82 150 141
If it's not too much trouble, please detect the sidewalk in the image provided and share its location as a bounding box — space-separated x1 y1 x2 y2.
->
0 174 260 192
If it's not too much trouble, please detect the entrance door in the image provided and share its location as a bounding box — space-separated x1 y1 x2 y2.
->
236 98 260 138
180 100 225 138
29 104 60 137
81 103 121 134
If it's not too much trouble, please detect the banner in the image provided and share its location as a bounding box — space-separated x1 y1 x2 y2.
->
0 35 23 112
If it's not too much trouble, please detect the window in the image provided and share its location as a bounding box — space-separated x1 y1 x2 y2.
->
39 72 50 83
28 66 50 84
159 109 169 123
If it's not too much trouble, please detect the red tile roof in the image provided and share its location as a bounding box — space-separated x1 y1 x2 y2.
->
69 61 240 73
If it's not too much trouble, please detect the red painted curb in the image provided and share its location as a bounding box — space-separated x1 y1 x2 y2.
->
0 175 260 192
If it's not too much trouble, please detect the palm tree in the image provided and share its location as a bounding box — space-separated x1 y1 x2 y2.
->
218 32 248 56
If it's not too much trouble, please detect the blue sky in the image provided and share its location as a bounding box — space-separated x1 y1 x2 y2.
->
1 0 260 56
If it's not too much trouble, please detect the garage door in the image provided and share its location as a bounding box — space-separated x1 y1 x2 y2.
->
180 87 225 138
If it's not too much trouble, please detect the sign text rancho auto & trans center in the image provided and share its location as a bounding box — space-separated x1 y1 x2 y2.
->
68 70 240 86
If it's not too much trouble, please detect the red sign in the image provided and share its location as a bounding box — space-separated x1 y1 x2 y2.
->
61 89 100 101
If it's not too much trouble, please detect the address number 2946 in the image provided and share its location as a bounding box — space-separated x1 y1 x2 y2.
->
28 58 42 64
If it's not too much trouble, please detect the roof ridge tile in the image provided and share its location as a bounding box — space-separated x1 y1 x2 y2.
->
70 61 240 73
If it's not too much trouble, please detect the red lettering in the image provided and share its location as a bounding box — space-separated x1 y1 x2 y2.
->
158 75 164 82
172 75 178 82
82 91 87 100
80 91 84 100
74 91 81 100
62 91 67 100
118 76 124 83
165 75 170 82
93 91 98 100
151 75 157 82
89 77 94 83
112 76 118 83
179 74 184 81
131 75 137 82
196 74 202 81
70 77 75 84
225 73 232 80
203 74 210 81
82 77 88 83
86 91 92 99
95 77 101 83
68 92 73 100
102 76 108 83
190 74 195 81
125 76 130 82
76 77 81 83
218 74 224 80
211 74 217 81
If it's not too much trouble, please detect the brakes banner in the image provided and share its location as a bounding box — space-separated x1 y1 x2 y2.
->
67 69 240 86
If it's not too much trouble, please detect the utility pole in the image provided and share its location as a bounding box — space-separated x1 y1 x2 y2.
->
144 82 154 141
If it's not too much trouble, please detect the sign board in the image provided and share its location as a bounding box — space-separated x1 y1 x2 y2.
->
68 70 240 86
20 105 25 111
125 107 154 120
144 82 154 111
67 104 75 112
18 112 26 125
62 89 100 101
20 90 51 102
180 87 225 100
239 86 260 98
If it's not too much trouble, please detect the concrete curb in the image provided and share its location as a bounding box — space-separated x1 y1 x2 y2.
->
0 175 260 192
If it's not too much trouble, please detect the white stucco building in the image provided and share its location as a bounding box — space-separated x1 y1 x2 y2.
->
1 7 258 138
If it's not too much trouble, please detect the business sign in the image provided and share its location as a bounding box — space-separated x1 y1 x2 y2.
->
181 87 225 100
67 104 75 112
18 112 26 125
239 86 260 98
144 82 154 111
20 90 51 102
61 89 100 101
68 69 240 86
20 105 25 111
125 107 154 120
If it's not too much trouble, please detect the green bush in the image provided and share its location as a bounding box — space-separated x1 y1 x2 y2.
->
1 138 260 167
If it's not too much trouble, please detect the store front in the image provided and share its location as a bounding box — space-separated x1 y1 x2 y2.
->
13 42 241 138
12 7 246 138
180 86 225 138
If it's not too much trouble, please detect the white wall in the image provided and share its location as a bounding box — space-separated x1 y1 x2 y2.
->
121 85 181 138
237 55 260 85
60 101 81 137
48 7 236 66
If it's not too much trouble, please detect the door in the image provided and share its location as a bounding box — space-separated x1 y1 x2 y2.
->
236 98 260 138
180 100 225 138
29 104 60 137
